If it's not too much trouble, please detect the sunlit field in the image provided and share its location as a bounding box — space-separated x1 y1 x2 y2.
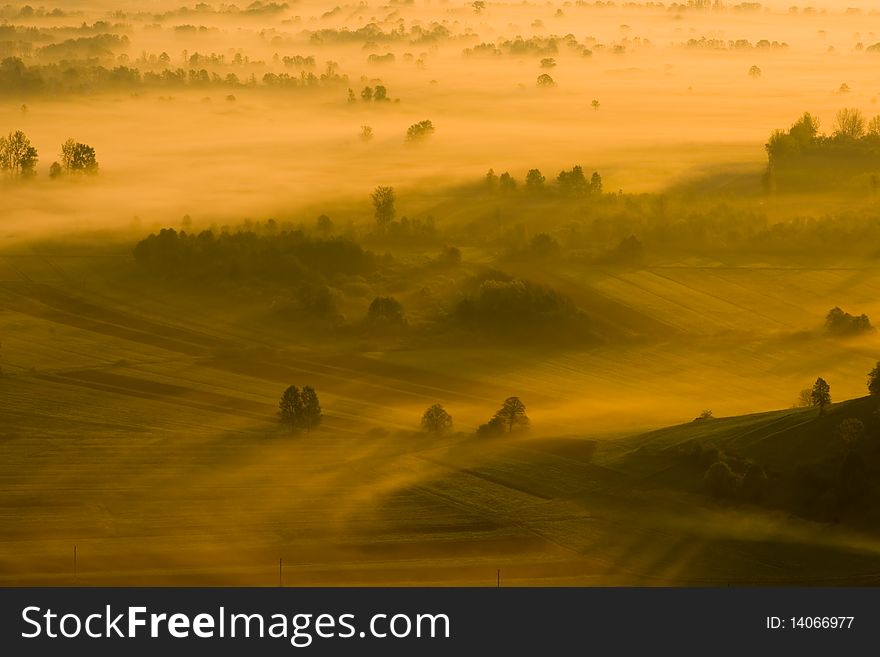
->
3 0 880 585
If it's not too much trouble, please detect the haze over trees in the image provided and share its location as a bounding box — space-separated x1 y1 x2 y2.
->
421 404 453 434
371 185 396 231
278 385 322 433
59 138 99 175
0 130 37 178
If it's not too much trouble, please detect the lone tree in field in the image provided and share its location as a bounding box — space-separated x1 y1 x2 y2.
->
492 396 529 432
810 377 831 414
868 361 880 395
60 138 98 174
279 385 322 433
371 185 395 230
0 130 38 178
405 119 435 142
421 403 453 434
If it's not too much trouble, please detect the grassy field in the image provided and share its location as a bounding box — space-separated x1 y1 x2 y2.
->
3 247 880 586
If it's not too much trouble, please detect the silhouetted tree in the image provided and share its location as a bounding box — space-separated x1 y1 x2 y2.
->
371 185 395 230
492 396 529 432
279 385 304 432
361 86 373 101
48 161 62 178
834 108 866 140
795 388 813 407
525 168 545 191
421 403 453 433
373 85 388 101
498 171 516 191
557 165 587 194
279 385 322 433
0 130 38 178
299 385 322 433
60 138 98 174
367 296 405 325
868 361 880 395
589 171 603 194
825 307 872 335
811 377 831 414
485 168 498 189
405 119 435 142
536 73 555 87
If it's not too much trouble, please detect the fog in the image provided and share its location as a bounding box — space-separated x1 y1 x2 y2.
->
4 1 880 586
3 1 880 235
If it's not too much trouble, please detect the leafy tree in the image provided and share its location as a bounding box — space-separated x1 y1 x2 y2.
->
795 388 813 408
525 168 545 191
868 115 880 137
536 73 555 87
589 171 603 194
591 99 600 110
373 85 388 101
472 0 486 13
361 86 373 101
60 138 98 174
371 185 395 229
405 119 435 142
279 385 304 432
367 296 405 325
825 307 872 335
0 130 38 178
347 88 356 103
556 165 587 194
421 403 453 433
868 361 880 395
789 112 820 145
491 396 529 432
498 171 516 191
485 168 498 189
833 108 866 140
299 386 322 433
278 385 322 433
360 125 373 141
49 161 62 178
748 65 762 77
810 377 831 414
